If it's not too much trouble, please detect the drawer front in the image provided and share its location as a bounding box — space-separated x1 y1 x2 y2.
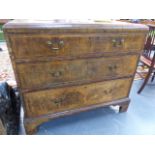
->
24 78 132 117
10 34 145 59
17 55 138 90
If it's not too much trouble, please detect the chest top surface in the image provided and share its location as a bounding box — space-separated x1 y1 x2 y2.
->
3 19 148 33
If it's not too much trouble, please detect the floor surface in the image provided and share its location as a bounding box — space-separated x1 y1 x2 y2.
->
22 80 155 135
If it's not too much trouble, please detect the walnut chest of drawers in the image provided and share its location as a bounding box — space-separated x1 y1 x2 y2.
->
3 20 148 134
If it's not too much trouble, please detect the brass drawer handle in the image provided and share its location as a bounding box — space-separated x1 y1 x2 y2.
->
108 64 117 71
46 40 64 50
50 70 63 77
112 38 124 47
51 96 65 106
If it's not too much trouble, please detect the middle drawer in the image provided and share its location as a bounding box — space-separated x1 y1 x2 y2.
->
17 55 138 90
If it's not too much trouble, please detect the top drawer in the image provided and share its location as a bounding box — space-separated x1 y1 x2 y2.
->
10 33 145 59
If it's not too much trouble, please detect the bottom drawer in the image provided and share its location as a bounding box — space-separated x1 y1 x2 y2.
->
24 78 132 117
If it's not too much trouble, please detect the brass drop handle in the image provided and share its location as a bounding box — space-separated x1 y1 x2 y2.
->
108 64 117 71
46 40 64 50
55 99 62 105
112 38 124 47
51 96 65 106
50 70 64 77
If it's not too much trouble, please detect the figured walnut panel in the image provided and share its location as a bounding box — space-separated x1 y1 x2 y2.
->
10 34 145 59
24 78 132 117
3 20 149 134
17 55 138 90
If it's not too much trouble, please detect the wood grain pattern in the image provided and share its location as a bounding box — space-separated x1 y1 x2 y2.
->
17 55 138 90
24 78 132 118
10 34 145 59
3 20 149 134
24 98 130 134
3 20 149 34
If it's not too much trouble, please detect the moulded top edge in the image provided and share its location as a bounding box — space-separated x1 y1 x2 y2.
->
3 19 149 31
